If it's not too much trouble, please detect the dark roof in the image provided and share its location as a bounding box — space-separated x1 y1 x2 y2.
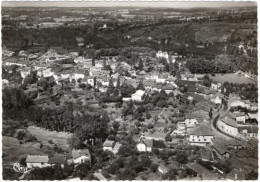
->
212 139 229 155
190 126 214 136
176 80 197 87
26 155 49 163
153 140 166 149
186 162 218 180
72 149 90 160
227 168 245 180
140 139 153 148
238 125 258 134
48 155 67 165
220 117 237 127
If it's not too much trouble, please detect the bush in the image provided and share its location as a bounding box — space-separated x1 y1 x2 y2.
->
150 163 159 172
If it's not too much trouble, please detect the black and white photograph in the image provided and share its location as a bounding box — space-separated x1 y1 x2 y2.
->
1 0 258 181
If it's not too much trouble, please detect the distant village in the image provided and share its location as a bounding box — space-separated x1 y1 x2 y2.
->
2 42 258 180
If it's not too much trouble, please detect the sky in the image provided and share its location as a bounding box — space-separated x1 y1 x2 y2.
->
1 1 257 8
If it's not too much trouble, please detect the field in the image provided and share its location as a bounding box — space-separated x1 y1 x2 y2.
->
27 126 72 150
209 73 256 84
2 136 46 165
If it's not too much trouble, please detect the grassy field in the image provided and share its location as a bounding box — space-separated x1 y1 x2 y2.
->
2 136 46 165
27 126 72 150
210 73 256 84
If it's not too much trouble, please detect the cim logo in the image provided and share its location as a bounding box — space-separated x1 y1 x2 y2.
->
13 163 30 174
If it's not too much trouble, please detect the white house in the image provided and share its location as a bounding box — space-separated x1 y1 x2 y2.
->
43 69 54 78
230 99 245 108
185 113 199 128
103 140 115 151
72 149 91 165
137 139 153 152
158 164 169 174
211 81 221 91
156 51 169 62
21 67 31 78
131 90 145 102
87 76 96 87
189 126 214 147
26 155 50 168
217 116 238 137
74 69 86 81
210 95 222 105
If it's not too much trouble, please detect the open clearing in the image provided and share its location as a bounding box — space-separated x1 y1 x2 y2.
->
28 126 72 150
2 136 46 165
210 73 256 84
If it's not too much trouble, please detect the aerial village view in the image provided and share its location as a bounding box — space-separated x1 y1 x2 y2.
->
1 1 258 181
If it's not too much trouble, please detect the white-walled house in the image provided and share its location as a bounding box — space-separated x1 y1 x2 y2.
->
185 113 199 128
43 69 54 78
217 116 238 137
21 67 31 78
137 139 153 152
189 126 214 147
230 99 245 108
26 155 50 168
103 140 115 151
131 90 145 102
72 149 91 165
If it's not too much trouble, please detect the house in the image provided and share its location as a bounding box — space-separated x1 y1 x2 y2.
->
230 99 245 108
162 85 175 94
21 67 31 78
211 81 221 91
158 164 169 174
137 138 153 152
72 149 91 165
48 155 67 168
87 76 96 87
167 161 183 171
26 155 50 168
74 69 87 81
189 125 214 147
141 131 167 141
211 138 230 160
153 140 167 151
217 116 238 137
184 113 199 128
185 162 219 180
156 51 169 62
230 112 247 123
103 140 115 151
200 150 213 162
131 90 145 102
225 139 244 150
238 125 258 139
171 121 187 136
226 168 246 180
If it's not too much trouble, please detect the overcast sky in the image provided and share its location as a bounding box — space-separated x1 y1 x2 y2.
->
1 1 257 8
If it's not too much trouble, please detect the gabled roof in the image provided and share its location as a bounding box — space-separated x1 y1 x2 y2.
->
212 138 229 155
190 125 213 136
153 140 166 149
140 138 153 148
220 117 237 127
26 155 49 163
227 168 245 180
72 149 90 160
103 140 115 147
186 162 218 180
48 155 67 164
238 125 258 134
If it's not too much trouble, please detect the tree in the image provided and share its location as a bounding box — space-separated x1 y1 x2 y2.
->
167 169 177 180
68 135 82 149
136 81 145 91
79 83 86 89
120 83 136 97
176 152 188 164
150 163 159 172
76 162 91 180
209 108 213 120
138 59 144 70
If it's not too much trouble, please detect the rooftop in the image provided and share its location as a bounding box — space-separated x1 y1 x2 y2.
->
190 125 214 136
26 155 49 163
